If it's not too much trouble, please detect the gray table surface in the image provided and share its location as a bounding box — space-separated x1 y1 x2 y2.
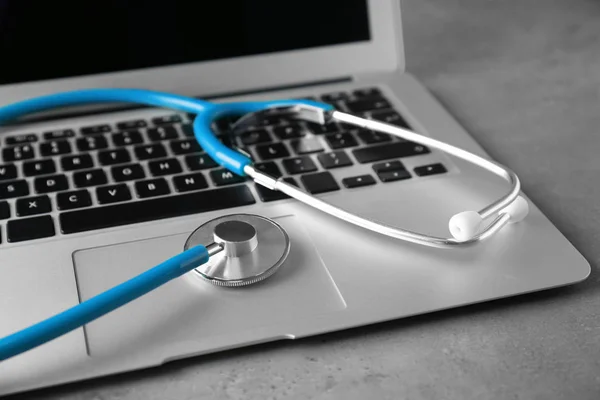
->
12 0 600 399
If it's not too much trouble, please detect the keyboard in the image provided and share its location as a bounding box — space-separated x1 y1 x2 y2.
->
0 87 447 244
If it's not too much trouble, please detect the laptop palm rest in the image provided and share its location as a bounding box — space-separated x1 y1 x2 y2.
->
73 215 346 359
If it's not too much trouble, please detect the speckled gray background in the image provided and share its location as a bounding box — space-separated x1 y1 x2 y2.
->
10 0 600 398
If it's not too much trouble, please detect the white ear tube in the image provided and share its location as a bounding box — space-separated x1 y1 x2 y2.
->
500 195 529 223
449 211 483 241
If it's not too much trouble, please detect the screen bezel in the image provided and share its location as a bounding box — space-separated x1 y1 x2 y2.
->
0 0 404 108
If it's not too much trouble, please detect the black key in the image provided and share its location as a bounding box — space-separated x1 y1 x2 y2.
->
152 115 182 125
112 130 143 147
98 149 131 165
60 186 256 234
0 164 18 181
116 119 147 130
253 161 282 178
185 154 217 171
73 169 107 188
353 142 430 164
282 156 317 175
370 110 410 129
378 169 411 183
301 171 340 194
372 160 405 173
173 173 208 192
135 178 171 198
111 164 145 182
254 114 288 127
170 139 202 155
96 184 132 204
345 98 391 113
61 154 94 171
305 122 340 135
40 140 72 157
255 177 297 202
3 144 35 161
357 129 392 144
255 143 290 160
414 163 448 177
317 151 353 169
0 180 29 199
16 195 52 217
147 126 179 142
0 201 10 219
291 138 324 154
43 129 75 141
240 129 271 145
273 124 307 140
353 87 382 98
181 123 194 137
76 135 109 151
57 190 92 211
212 116 239 134
34 174 68 193
342 174 376 188
149 158 182 176
6 133 37 145
7 215 55 242
81 124 111 135
134 143 167 160
321 91 349 103
325 132 358 149
210 168 246 186
23 159 56 176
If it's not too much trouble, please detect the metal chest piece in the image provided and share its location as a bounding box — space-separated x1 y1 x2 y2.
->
184 214 290 287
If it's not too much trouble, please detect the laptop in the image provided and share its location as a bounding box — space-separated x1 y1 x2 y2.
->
0 0 589 395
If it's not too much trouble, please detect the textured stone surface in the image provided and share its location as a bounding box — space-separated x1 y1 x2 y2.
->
12 1 600 398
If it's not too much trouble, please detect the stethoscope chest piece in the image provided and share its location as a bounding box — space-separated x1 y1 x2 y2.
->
184 214 290 287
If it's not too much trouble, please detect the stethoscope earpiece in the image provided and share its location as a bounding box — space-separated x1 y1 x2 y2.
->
449 211 483 241
501 195 530 224
449 195 529 241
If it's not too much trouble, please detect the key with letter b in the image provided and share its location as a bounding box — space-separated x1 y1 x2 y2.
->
135 178 171 198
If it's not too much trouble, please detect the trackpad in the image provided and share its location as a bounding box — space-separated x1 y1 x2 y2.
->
73 215 345 357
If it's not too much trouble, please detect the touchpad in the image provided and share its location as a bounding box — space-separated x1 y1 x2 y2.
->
73 215 346 357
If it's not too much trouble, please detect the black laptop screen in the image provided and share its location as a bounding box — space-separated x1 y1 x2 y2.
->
0 1 370 85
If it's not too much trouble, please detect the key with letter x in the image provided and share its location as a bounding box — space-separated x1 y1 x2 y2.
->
16 195 52 216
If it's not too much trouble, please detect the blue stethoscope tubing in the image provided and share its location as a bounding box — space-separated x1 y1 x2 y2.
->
0 88 333 176
0 88 332 362
0 245 210 362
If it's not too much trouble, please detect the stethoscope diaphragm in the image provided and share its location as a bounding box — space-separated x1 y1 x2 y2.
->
184 214 290 287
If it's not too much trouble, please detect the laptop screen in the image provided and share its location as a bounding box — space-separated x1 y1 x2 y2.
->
0 1 370 86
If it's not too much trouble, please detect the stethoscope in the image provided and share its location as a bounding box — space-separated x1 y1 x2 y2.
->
0 88 529 361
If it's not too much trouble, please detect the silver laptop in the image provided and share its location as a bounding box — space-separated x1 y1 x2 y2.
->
0 0 589 395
